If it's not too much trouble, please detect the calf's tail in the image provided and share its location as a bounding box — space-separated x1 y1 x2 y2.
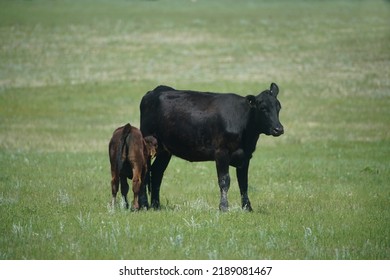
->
117 123 132 173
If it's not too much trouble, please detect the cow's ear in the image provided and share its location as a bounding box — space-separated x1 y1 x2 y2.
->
270 83 279 97
246 95 257 107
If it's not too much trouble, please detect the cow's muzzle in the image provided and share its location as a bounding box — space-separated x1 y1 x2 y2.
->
271 126 284 137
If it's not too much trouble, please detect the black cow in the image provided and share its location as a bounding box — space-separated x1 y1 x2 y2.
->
140 83 284 211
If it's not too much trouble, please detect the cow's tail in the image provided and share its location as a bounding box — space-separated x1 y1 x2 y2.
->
117 123 132 174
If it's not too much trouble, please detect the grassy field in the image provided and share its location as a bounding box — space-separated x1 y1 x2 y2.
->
0 0 389 260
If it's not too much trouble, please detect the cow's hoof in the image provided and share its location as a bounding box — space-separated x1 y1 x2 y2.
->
151 201 161 210
242 204 253 212
219 203 229 212
139 202 149 210
139 205 149 211
138 196 149 209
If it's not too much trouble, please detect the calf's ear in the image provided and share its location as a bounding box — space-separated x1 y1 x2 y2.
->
270 83 279 97
144 136 158 158
246 95 257 107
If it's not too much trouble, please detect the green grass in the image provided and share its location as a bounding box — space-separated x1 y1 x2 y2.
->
0 0 389 259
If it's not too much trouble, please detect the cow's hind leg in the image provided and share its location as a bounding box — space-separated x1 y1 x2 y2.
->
236 160 253 211
120 176 130 209
215 150 230 212
138 180 149 210
150 151 171 209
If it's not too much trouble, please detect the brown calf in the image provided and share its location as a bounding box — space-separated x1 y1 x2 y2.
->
109 123 157 210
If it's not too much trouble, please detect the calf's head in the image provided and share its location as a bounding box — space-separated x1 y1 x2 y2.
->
247 83 284 136
143 136 158 158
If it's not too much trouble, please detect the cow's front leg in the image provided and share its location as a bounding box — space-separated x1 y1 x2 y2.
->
236 159 253 211
138 178 149 210
138 159 151 209
150 151 172 209
215 150 230 212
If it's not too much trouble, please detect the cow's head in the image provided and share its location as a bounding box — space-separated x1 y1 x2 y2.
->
247 83 284 137
143 136 158 158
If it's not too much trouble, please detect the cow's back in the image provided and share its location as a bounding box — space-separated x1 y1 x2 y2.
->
140 85 251 162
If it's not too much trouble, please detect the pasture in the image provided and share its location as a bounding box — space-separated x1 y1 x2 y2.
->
0 0 389 259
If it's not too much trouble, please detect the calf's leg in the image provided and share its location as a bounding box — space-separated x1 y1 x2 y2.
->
120 176 130 209
131 178 141 211
111 175 119 207
131 165 143 211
